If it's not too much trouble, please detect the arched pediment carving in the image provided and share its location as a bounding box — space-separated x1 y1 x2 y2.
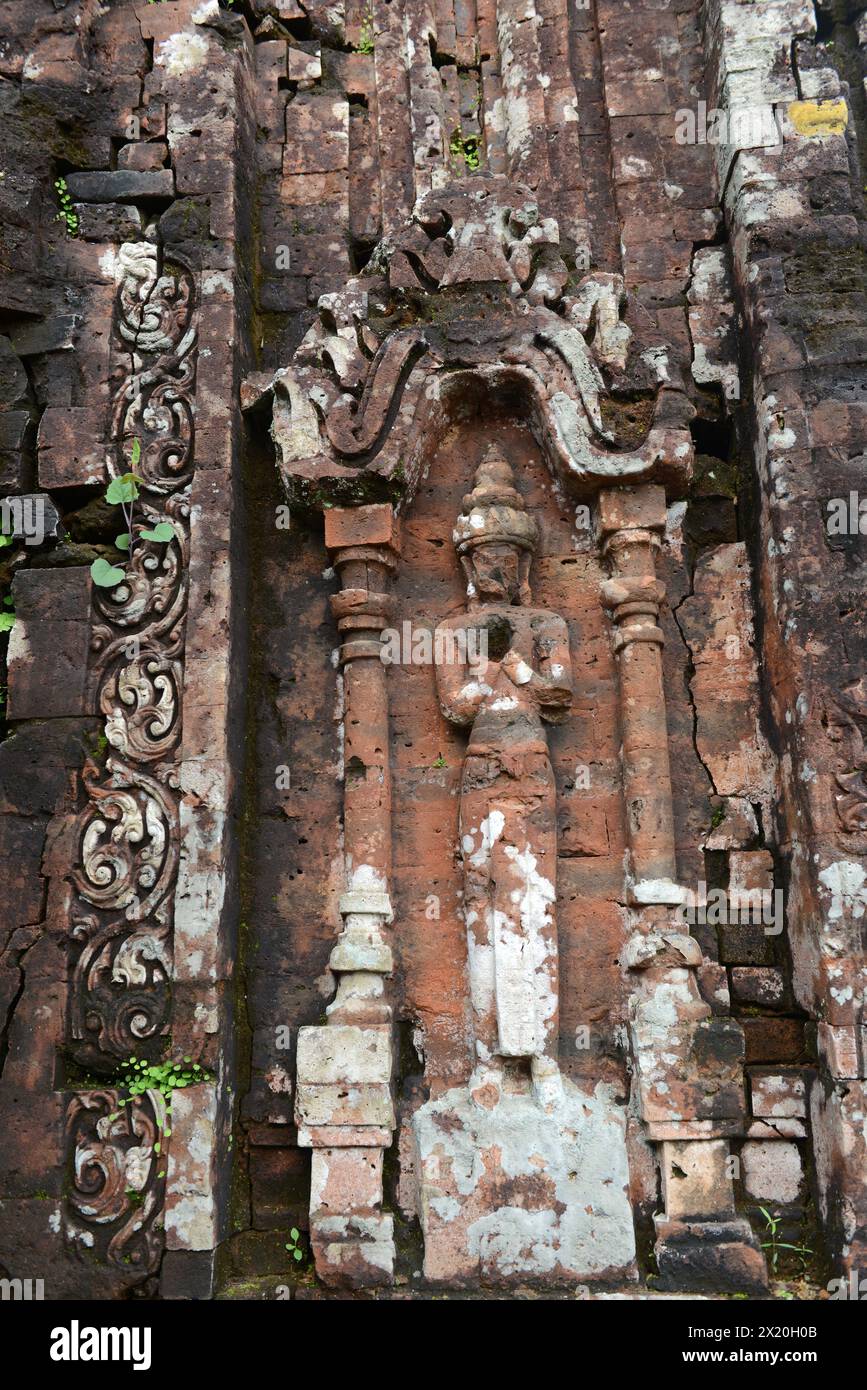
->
249 178 694 507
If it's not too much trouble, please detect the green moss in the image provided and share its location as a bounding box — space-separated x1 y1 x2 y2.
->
691 451 740 500
449 128 482 171
599 394 655 448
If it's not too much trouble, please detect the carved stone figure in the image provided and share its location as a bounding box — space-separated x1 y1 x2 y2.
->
434 445 572 1103
412 444 635 1286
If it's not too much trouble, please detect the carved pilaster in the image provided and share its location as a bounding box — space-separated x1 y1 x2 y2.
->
601 486 766 1291
294 504 399 1288
599 484 682 904
622 912 766 1292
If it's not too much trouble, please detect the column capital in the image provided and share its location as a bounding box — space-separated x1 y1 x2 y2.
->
324 502 401 560
597 483 667 539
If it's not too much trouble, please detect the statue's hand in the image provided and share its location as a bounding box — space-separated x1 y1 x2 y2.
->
501 649 534 686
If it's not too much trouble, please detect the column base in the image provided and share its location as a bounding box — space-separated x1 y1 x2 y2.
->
310 1212 395 1288
413 1077 636 1285
653 1216 768 1294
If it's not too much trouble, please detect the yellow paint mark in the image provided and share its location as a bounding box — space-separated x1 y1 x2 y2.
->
788 99 848 137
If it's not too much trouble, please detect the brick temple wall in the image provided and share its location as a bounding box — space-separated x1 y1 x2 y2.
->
0 0 863 1299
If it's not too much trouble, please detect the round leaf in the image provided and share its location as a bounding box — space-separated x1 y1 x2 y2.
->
139 522 174 543
90 557 126 588
105 473 140 506
115 533 130 551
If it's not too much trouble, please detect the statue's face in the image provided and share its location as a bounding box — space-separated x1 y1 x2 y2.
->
469 543 522 605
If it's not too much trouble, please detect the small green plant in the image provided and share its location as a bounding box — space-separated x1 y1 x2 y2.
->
710 804 725 829
450 129 481 171
0 595 14 634
108 1055 212 1154
430 753 446 769
357 5 374 53
54 178 79 237
285 1227 305 1264
758 1206 812 1276
90 438 175 589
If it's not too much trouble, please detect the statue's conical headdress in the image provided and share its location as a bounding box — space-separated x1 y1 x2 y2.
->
453 444 538 555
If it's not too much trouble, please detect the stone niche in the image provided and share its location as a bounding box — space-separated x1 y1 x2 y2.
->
390 398 637 1285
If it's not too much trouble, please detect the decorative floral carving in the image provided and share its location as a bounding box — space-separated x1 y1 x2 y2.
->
100 653 183 762
68 245 197 1073
113 242 196 493
65 1089 166 1270
69 915 171 1062
65 241 197 1272
73 760 179 919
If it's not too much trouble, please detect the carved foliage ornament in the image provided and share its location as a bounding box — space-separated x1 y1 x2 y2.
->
66 241 197 1276
65 1089 166 1272
268 179 693 505
68 241 198 1074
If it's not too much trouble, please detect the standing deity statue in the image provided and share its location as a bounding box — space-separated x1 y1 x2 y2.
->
435 445 573 1106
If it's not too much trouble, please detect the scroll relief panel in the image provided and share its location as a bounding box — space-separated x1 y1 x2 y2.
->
65 239 198 1274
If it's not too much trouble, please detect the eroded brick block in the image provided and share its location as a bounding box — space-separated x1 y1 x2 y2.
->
7 569 92 720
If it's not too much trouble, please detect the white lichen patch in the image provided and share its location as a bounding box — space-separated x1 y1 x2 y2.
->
412 1079 636 1281
819 861 867 924
468 810 505 868
156 31 210 77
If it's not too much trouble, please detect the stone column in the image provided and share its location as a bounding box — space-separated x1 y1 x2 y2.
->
294 504 399 1288
600 485 766 1292
598 484 681 904
624 924 766 1292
